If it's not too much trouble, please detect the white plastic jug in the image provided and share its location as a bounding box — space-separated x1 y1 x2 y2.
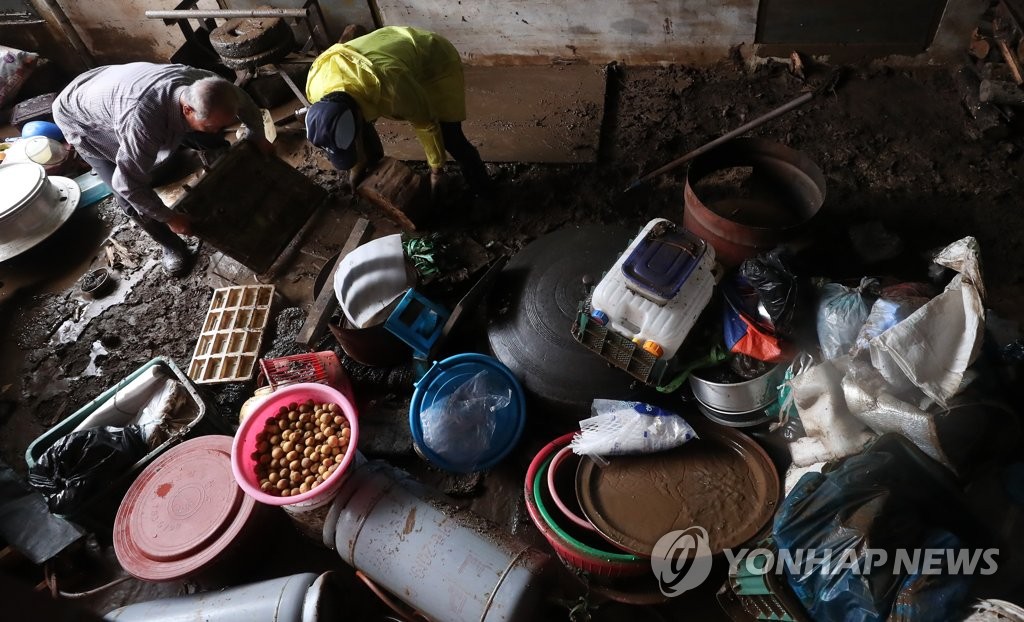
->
331 461 551 622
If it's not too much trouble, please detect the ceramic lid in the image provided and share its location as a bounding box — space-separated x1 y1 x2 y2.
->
0 162 46 219
114 435 257 582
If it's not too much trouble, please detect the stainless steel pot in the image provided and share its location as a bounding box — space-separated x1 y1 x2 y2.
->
689 362 786 414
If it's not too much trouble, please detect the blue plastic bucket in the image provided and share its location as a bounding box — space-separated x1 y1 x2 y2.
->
409 354 526 473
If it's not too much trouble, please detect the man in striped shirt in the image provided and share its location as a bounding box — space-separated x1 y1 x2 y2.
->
53 63 271 277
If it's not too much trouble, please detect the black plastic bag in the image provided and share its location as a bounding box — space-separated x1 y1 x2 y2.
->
28 425 148 515
739 248 800 337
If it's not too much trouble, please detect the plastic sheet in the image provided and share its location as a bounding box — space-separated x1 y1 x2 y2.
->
869 238 985 407
28 425 148 514
420 371 509 468
774 435 982 622
852 285 931 357
787 356 875 467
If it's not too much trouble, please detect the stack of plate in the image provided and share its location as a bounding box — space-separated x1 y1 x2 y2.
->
0 162 80 262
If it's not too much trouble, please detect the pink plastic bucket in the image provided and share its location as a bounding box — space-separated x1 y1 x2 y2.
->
231 383 359 507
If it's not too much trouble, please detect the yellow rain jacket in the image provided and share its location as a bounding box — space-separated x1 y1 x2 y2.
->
306 26 466 169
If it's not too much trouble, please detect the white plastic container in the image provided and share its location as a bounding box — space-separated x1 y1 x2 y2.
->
589 218 717 359
331 461 551 622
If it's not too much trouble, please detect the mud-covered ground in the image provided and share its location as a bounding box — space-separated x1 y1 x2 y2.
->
3 59 1024 616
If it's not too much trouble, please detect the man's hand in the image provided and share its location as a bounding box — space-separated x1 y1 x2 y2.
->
167 213 192 236
250 136 275 156
429 167 443 202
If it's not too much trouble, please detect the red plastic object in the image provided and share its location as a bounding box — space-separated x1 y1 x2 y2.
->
114 435 258 582
258 351 352 395
232 383 359 507
524 433 648 578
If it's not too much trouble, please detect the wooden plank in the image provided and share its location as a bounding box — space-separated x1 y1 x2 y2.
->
356 157 427 231
295 217 373 348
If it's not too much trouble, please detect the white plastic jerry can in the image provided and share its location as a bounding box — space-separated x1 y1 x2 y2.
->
589 218 717 360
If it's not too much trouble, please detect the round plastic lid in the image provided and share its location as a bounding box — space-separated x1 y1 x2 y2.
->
409 353 526 473
0 162 45 218
114 435 257 582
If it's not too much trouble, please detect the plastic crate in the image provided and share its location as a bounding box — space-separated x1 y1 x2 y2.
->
188 285 274 383
717 540 810 622
24 357 227 532
570 298 667 385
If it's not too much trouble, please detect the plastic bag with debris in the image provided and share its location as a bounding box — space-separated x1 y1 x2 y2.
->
570 400 698 457
28 425 148 514
136 379 195 449
816 277 877 360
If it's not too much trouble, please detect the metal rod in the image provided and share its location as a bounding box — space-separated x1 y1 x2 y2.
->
624 90 815 193
145 9 308 19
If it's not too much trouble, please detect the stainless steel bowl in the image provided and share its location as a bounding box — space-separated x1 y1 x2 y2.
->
688 362 786 414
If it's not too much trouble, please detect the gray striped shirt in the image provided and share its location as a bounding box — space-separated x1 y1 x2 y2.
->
53 63 264 222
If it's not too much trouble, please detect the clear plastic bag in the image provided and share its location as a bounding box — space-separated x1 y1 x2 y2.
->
816 277 877 360
420 371 510 469
570 400 698 457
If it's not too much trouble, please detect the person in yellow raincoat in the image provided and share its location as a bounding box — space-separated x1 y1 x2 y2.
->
305 26 491 201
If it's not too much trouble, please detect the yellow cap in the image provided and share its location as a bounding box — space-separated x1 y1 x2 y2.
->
642 340 664 358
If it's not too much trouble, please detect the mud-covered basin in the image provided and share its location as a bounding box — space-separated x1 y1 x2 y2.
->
683 138 825 267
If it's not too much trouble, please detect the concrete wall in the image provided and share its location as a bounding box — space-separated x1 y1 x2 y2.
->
375 0 758 65
27 0 983 68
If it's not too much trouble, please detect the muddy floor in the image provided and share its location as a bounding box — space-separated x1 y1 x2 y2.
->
3 58 1024 619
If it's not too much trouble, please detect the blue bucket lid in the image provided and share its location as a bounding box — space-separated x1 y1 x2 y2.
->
409 353 526 473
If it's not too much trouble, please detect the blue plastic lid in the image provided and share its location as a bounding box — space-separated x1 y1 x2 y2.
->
22 120 65 143
622 226 706 301
409 354 526 473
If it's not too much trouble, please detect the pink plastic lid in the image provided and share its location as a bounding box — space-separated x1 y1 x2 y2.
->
114 435 257 582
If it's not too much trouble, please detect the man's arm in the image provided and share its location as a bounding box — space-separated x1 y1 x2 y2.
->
112 112 179 223
231 84 272 154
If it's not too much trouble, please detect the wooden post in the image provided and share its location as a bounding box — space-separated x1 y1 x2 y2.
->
294 217 373 348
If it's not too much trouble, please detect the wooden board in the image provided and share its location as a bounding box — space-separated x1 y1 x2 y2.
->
294 217 373 348
169 140 326 273
356 157 428 231
375 65 605 164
